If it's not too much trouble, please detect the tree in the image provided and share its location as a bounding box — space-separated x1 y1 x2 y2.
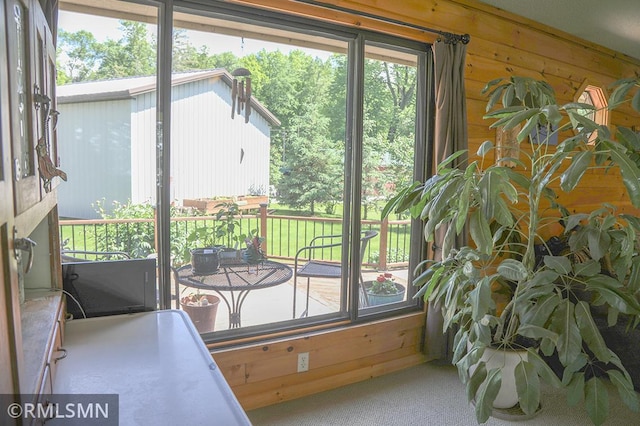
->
361 131 388 220
276 109 343 215
58 22 242 82
171 29 241 72
244 49 342 213
362 59 417 215
55 21 419 215
95 21 156 79
380 62 417 144
323 54 348 147
189 50 239 72
56 29 101 82
171 29 201 72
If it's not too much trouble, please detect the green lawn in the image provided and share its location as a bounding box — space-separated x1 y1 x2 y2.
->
59 203 411 266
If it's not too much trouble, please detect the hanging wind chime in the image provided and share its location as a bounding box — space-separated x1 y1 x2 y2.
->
231 67 252 163
231 67 251 123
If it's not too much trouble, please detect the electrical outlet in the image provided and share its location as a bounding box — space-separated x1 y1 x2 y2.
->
297 352 309 372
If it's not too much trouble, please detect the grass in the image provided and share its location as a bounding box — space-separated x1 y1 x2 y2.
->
60 202 412 266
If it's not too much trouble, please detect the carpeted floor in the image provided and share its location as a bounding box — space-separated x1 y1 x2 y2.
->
247 362 639 426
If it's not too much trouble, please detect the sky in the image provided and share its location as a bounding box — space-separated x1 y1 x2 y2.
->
57 10 330 59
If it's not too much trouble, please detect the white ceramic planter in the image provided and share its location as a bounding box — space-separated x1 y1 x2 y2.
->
470 345 528 409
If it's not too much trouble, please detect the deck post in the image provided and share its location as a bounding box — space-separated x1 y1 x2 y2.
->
260 203 268 252
379 216 389 270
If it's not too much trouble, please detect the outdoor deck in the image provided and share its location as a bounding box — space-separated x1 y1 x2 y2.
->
172 268 410 331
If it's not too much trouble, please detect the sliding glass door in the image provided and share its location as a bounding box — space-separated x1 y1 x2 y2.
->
358 41 422 315
56 0 430 339
170 6 351 332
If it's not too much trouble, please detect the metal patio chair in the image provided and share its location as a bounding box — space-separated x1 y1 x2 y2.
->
293 230 378 317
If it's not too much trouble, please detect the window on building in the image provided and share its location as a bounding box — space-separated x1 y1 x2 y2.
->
576 84 608 143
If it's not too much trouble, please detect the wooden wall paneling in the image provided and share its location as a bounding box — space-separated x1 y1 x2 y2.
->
219 313 420 353
610 109 640 128
230 348 423 410
234 349 424 410
227 0 438 44
212 313 425 409
465 78 493 104
213 313 423 370
342 0 635 72
612 102 640 120
467 124 494 140
467 38 611 87
466 98 492 126
433 0 638 77
465 55 578 97
244 322 419 384
217 363 246 388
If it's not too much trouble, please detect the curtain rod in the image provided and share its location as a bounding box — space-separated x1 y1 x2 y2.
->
293 0 470 44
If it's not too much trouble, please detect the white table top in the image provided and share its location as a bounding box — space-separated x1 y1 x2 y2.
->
53 310 251 425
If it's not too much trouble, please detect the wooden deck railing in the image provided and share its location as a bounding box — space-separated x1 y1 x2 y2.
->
59 204 411 270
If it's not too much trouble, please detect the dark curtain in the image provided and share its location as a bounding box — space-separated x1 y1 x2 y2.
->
423 38 468 362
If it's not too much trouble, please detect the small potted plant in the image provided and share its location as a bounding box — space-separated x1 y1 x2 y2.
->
184 225 222 274
181 202 245 272
364 273 406 306
242 231 266 273
180 291 221 334
215 201 247 264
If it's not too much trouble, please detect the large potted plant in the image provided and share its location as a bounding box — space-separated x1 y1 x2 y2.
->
384 76 640 424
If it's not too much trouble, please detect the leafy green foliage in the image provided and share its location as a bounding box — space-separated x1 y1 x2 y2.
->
214 202 247 249
515 359 540 415
245 50 344 212
89 199 255 266
56 29 101 82
92 199 156 259
385 76 640 424
58 22 417 217
475 368 501 423
99 21 156 79
57 21 240 82
368 273 402 295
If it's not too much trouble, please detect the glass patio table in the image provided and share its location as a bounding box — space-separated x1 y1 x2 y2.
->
174 260 293 329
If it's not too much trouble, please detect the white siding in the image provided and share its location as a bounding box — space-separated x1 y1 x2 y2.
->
170 78 271 202
57 99 132 219
131 91 157 205
57 75 272 219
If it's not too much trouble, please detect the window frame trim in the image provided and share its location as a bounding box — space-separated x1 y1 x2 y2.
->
151 0 432 343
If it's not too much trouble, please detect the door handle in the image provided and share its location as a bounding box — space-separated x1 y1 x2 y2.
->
14 235 37 274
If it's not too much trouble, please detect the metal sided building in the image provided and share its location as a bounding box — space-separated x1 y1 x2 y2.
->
56 70 280 219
